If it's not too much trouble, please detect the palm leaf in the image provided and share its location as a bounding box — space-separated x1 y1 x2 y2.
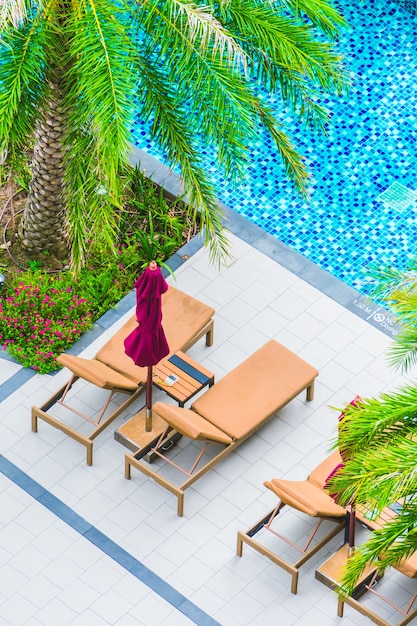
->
338 511 417 596
282 0 348 37
0 0 32 28
2 0 349 268
0 3 53 170
61 0 138 270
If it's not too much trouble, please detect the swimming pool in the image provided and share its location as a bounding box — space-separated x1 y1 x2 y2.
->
131 0 417 295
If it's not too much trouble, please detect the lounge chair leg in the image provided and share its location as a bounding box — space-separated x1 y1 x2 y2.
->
86 443 93 466
206 323 214 347
291 571 299 595
177 493 184 517
31 412 38 433
236 531 244 557
125 457 132 479
306 381 315 401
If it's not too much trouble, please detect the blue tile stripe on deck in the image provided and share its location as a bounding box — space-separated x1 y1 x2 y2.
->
0 455 220 626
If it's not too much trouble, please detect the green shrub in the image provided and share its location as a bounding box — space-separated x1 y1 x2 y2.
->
0 168 195 372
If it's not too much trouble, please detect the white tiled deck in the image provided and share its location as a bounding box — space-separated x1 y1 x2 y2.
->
1 232 415 625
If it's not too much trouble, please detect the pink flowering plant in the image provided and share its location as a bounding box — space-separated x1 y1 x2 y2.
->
0 273 93 373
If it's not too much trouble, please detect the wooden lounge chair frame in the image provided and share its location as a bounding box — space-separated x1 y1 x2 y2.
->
236 450 347 594
31 363 143 466
125 416 240 518
124 340 319 516
337 501 417 626
338 567 417 626
31 287 215 465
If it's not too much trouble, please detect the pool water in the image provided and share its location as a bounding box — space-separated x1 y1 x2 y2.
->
131 0 417 295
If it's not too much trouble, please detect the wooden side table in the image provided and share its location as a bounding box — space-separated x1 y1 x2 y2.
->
153 351 214 406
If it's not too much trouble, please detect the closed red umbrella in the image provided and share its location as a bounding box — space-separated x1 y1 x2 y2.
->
124 261 169 431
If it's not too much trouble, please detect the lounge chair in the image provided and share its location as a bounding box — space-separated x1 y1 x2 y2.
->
124 340 319 516
236 450 346 594
31 286 215 465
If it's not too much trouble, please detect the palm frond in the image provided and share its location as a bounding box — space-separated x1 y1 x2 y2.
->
2 0 349 268
62 0 138 270
140 0 247 71
255 102 310 194
333 387 417 455
367 262 417 302
128 55 229 263
326 342 417 595
363 264 417 372
178 160 230 265
132 0 348 193
329 436 417 510
217 0 349 136
226 0 348 92
338 513 417 596
135 1 311 191
0 3 52 170
281 0 348 37
386 326 417 372
135 1 255 177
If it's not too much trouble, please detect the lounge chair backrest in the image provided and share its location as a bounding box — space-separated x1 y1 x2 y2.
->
265 478 346 518
192 340 318 440
308 450 343 489
396 552 417 578
57 354 138 391
152 401 233 444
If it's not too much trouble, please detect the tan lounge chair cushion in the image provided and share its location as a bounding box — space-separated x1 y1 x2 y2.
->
96 286 215 384
395 551 417 578
192 340 318 440
153 401 233 445
57 354 138 391
308 450 343 489
265 478 346 518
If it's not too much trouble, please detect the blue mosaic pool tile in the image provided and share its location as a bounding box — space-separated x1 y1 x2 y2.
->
131 0 417 295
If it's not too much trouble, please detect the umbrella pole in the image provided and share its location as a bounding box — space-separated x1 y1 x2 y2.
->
348 504 356 557
146 365 153 432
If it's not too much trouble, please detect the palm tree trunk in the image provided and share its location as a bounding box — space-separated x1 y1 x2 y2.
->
19 80 69 258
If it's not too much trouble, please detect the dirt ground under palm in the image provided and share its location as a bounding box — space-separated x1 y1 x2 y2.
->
0 184 32 273
0 185 65 274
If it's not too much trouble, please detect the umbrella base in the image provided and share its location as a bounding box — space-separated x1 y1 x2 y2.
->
114 407 181 462
315 544 379 600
